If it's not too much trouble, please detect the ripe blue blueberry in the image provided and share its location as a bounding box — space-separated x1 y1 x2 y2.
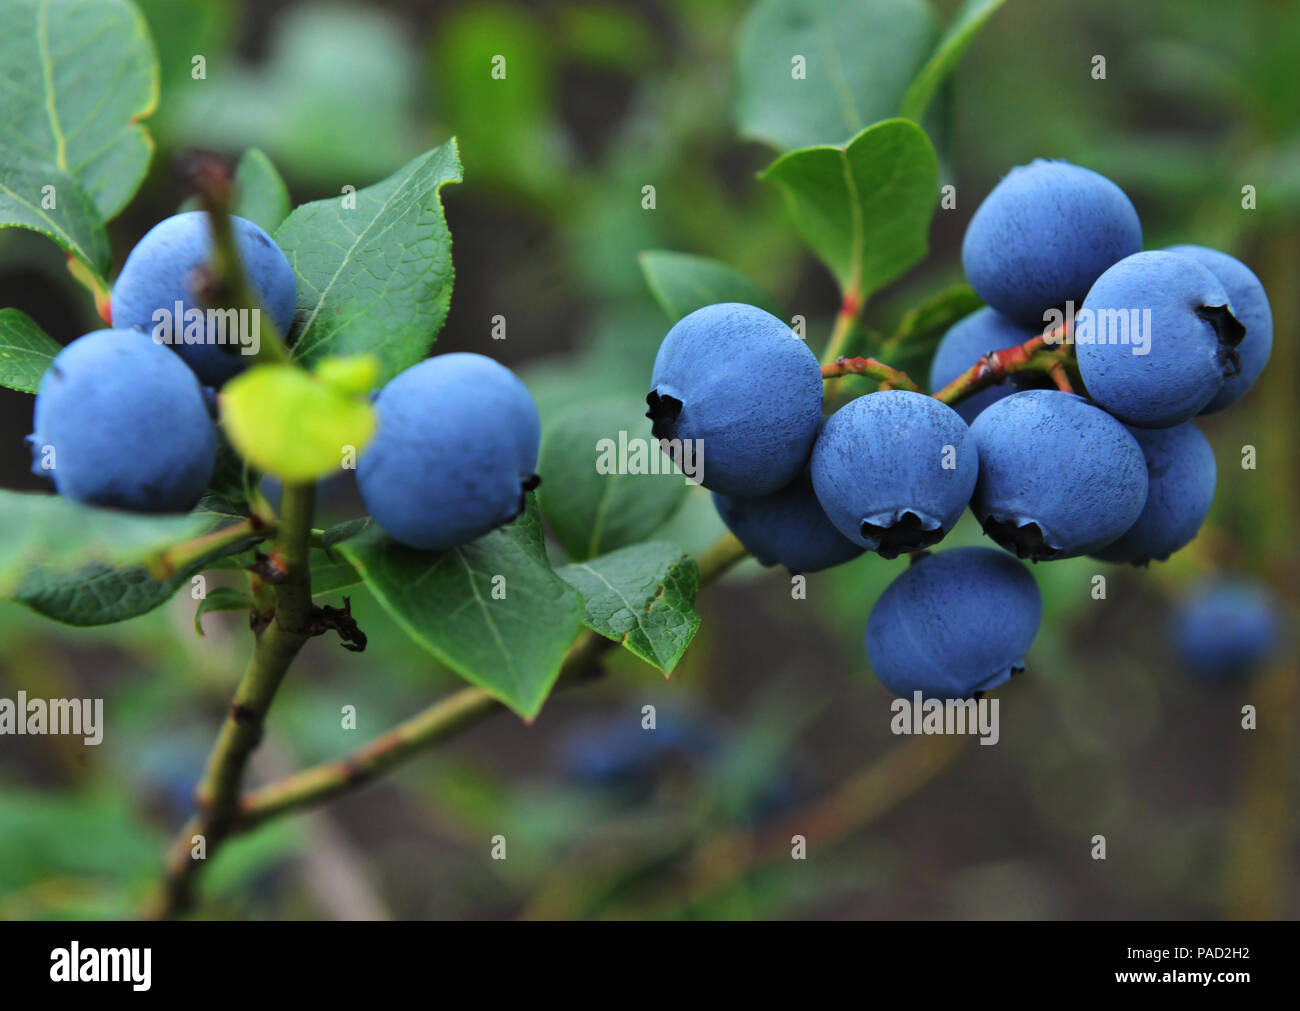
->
969 390 1148 560
1092 423 1216 566
811 391 977 558
416 352 542 477
1166 245 1273 413
647 303 822 498
28 329 217 512
928 307 1038 423
866 547 1042 699
712 467 863 574
962 159 1142 329
1171 579 1281 679
112 211 297 387
559 712 719 790
357 354 541 551
1075 251 1245 428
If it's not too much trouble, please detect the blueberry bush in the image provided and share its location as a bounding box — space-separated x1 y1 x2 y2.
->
0 0 1295 920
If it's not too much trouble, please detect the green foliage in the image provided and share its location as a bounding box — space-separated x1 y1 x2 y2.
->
760 118 939 300
194 586 253 635
0 0 157 222
0 308 60 394
334 499 585 719
899 0 1008 122
560 542 701 674
537 399 688 562
166 4 420 184
639 251 780 323
232 148 292 233
431 5 568 198
735 0 938 150
276 140 462 384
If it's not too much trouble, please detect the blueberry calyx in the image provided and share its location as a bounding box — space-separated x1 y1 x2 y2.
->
1196 303 1245 378
645 390 682 442
979 516 1062 562
860 510 946 559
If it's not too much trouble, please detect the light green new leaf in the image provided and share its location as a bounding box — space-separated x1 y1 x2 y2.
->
233 148 292 233
735 0 938 150
0 308 61 394
0 161 110 281
560 542 700 675
537 398 688 562
638 251 780 323
275 140 462 383
221 361 377 482
760 118 939 301
334 499 584 719
900 0 1008 122
0 0 158 220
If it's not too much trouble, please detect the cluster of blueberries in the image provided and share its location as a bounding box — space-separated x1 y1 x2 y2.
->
28 212 542 553
647 159 1275 699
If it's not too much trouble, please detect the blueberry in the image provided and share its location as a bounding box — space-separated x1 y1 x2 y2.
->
962 159 1142 329
1165 245 1273 413
647 303 822 497
28 329 217 512
928 307 1038 423
1075 251 1245 428
357 354 540 551
112 211 297 387
415 352 542 477
969 390 1148 560
1092 423 1216 566
559 712 719 791
866 547 1042 699
1171 579 1280 679
712 466 863 574
811 391 977 558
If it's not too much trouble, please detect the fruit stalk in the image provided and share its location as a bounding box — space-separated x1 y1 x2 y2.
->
150 481 316 918
930 323 1074 405
820 355 922 391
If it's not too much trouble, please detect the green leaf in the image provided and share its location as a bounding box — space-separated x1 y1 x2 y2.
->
760 119 939 301
221 362 377 482
638 251 780 323
0 0 158 220
334 499 584 719
194 586 253 635
0 308 61 394
233 148 291 233
0 160 111 281
735 0 938 150
536 398 688 562
275 140 462 383
0 493 259 625
309 548 361 599
559 542 700 674
887 282 983 349
0 491 214 595
900 0 1008 122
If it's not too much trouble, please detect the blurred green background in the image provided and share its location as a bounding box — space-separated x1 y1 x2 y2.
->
0 0 1296 920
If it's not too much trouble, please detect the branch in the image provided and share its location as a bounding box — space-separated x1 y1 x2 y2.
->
821 356 922 392
224 532 752 838
930 321 1074 406
820 291 864 366
148 481 316 919
146 515 272 581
